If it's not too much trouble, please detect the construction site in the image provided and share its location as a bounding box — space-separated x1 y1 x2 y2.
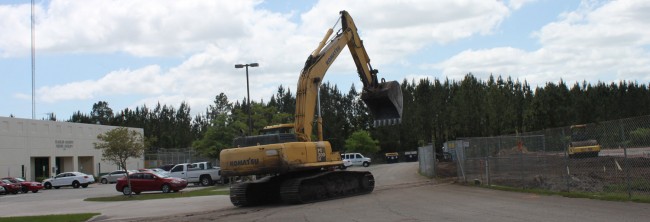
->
449 115 650 198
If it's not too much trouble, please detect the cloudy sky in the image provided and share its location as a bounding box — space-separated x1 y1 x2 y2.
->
1 0 649 120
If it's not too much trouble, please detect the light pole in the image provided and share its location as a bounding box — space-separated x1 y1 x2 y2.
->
235 63 258 135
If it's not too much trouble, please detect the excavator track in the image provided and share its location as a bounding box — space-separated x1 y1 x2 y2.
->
229 177 281 207
281 171 374 204
229 171 374 207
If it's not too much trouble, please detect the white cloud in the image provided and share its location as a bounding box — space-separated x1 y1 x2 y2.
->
301 0 510 65
508 0 537 10
2 0 513 116
37 65 167 102
1 0 257 57
436 0 650 86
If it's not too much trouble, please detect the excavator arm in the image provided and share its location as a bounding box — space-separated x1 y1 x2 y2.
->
294 10 403 142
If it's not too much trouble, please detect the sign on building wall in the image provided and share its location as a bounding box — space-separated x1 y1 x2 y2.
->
55 140 74 150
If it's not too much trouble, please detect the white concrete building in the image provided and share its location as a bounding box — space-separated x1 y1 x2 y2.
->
0 116 144 181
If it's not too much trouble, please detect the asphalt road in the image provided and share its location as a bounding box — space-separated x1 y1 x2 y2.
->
0 182 216 220
2 162 650 221
123 162 650 222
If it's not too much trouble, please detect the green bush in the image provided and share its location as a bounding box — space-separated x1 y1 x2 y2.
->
628 128 650 147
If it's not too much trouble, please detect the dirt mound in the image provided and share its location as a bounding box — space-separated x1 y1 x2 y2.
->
497 145 529 156
436 162 457 178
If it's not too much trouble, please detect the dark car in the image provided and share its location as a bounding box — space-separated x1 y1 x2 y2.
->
0 179 22 194
116 172 188 195
2 177 44 193
159 164 175 171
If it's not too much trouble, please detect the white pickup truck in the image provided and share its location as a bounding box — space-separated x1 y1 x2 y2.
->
167 162 224 186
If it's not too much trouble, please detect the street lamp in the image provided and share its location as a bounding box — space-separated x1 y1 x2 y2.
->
235 62 259 135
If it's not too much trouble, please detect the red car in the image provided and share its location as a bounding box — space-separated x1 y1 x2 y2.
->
0 179 22 194
2 177 44 193
116 172 187 195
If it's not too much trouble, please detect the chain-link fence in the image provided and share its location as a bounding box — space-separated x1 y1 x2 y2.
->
144 148 215 168
455 115 650 199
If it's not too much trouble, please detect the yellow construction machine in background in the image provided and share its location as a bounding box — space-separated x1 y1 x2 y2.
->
568 124 601 158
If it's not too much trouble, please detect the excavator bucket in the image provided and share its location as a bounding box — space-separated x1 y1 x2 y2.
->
361 80 403 127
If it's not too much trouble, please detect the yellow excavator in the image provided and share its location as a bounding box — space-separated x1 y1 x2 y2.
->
220 10 403 206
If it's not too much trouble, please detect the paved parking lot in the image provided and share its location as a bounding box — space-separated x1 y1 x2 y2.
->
0 182 229 221
1 182 117 203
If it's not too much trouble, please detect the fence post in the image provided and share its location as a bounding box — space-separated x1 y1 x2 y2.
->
562 128 570 192
485 154 490 186
620 120 632 199
541 135 547 178
519 136 525 189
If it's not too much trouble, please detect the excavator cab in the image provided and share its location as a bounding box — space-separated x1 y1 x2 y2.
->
362 80 403 127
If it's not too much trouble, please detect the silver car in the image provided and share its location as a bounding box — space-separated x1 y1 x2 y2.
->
99 170 133 184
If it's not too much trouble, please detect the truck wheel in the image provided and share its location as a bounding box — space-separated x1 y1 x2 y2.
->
363 162 370 167
201 176 213 186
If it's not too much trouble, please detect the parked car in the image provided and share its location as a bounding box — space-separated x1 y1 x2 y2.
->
385 152 399 163
0 185 5 195
100 170 135 184
159 164 175 171
116 172 188 195
42 172 95 189
168 162 224 186
0 179 22 194
138 168 165 173
139 168 169 177
341 153 372 167
1 177 43 193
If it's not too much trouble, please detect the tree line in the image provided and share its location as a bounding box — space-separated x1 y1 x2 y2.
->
63 74 650 157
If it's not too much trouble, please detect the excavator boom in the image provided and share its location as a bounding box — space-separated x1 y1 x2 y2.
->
294 10 403 141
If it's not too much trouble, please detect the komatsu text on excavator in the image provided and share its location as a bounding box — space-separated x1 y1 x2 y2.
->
220 10 403 206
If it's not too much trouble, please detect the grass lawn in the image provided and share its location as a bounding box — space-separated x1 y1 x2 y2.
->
0 213 100 222
484 185 650 203
85 186 229 202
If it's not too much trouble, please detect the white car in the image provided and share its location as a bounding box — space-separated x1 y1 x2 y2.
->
43 172 95 189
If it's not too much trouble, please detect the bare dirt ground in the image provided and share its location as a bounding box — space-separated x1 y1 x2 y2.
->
464 153 650 194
